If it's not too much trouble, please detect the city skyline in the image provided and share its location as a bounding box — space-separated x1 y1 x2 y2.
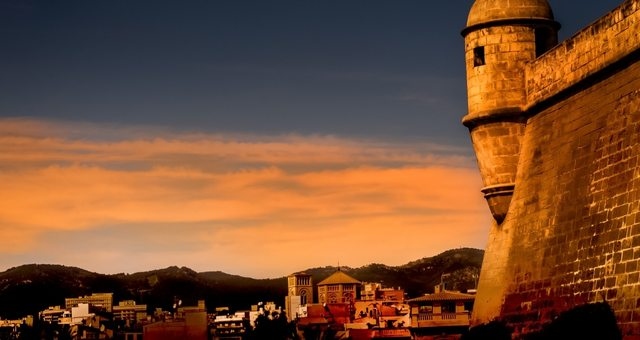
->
0 0 622 278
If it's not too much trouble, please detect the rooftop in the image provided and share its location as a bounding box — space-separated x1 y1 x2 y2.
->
466 0 556 27
407 290 475 303
317 270 360 286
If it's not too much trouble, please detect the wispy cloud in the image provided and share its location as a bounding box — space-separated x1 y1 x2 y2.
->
0 118 489 277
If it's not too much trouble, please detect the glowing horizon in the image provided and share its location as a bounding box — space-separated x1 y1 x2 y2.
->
0 118 490 278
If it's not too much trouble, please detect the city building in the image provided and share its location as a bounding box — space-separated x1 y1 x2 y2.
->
349 284 411 340
290 270 361 339
361 283 405 303
39 306 71 324
317 269 361 304
143 301 207 340
69 310 115 339
285 272 313 321
0 316 33 328
65 293 113 312
211 312 247 340
291 271 415 339
113 300 148 324
461 0 640 336
349 328 412 340
296 303 352 339
407 287 474 340
70 303 92 325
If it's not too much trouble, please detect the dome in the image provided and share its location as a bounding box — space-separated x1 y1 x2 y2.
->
466 0 555 27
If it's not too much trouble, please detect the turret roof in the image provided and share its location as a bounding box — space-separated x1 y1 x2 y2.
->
466 0 555 27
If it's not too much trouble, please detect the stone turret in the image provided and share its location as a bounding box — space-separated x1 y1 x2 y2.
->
461 0 559 223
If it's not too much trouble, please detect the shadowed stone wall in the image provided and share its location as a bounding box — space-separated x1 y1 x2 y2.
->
502 60 640 337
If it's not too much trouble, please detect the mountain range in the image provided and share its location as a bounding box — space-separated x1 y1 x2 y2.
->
0 247 483 319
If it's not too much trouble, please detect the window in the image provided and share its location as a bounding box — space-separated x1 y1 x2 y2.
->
473 46 485 66
442 302 456 313
419 304 433 313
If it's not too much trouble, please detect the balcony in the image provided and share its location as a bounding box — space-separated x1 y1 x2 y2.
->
413 312 470 328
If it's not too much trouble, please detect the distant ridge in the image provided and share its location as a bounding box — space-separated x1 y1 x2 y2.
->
0 248 483 318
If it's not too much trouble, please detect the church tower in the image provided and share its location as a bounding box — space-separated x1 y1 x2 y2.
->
285 272 313 321
288 272 313 305
462 0 559 223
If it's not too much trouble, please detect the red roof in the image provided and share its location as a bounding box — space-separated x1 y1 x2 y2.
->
380 305 398 316
306 305 326 317
297 317 328 326
298 304 352 326
407 291 475 303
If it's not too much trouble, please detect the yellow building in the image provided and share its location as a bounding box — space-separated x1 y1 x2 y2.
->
407 289 475 339
113 300 148 323
39 306 69 324
65 293 113 312
317 270 360 304
285 272 314 321
211 312 247 340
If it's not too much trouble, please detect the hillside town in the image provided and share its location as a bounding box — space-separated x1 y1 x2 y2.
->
0 269 476 340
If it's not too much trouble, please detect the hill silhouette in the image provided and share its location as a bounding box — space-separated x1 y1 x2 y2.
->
0 248 482 318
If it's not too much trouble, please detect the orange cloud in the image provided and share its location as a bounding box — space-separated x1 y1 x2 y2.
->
0 118 490 277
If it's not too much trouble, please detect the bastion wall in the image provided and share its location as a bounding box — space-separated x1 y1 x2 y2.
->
470 0 640 337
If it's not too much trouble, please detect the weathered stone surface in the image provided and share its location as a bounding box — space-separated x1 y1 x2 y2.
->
463 0 640 338
467 0 555 27
462 0 558 226
526 0 640 108
502 64 640 337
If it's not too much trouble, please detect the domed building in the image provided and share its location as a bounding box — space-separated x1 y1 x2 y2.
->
317 269 361 304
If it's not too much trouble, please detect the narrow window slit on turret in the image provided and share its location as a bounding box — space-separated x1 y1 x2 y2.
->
473 46 485 66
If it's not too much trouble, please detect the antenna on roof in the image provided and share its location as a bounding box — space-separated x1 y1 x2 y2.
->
338 261 341 271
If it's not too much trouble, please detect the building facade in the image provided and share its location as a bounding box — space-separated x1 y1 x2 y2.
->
317 270 360 305
361 282 404 303
462 0 640 337
407 289 474 340
113 300 148 324
65 293 113 312
211 312 247 340
288 272 313 305
143 301 207 340
285 272 314 321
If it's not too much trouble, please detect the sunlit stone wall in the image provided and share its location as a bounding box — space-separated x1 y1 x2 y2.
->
470 0 640 337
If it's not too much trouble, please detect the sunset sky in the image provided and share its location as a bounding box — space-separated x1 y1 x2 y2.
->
0 0 621 278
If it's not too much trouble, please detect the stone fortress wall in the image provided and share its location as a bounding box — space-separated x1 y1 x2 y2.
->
465 0 640 337
526 0 640 107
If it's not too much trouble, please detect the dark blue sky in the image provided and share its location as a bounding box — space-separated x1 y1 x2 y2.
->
0 0 628 276
0 0 622 146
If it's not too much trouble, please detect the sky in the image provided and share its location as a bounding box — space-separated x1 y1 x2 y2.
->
0 0 623 278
